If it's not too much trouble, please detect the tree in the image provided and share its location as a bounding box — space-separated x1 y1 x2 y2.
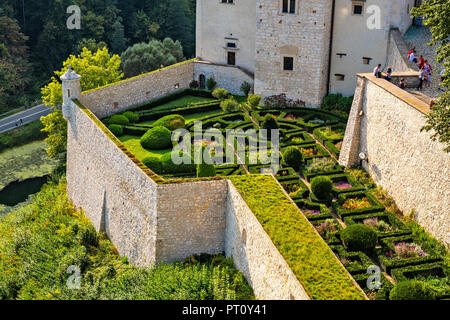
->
41 47 123 106
40 47 123 159
110 20 127 54
121 38 185 78
412 0 450 152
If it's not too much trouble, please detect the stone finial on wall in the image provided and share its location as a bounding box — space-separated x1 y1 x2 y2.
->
60 65 82 120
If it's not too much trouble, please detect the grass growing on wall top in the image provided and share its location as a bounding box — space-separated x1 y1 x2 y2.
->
229 175 367 300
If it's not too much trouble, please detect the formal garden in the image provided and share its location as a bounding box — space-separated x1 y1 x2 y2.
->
99 87 449 300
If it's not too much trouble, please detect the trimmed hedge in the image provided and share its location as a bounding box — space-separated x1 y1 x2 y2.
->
344 212 412 239
142 156 163 174
332 191 385 218
389 280 437 300
329 173 365 195
161 151 196 174
330 245 374 275
123 111 140 123
140 126 173 150
294 199 333 221
312 218 343 245
229 175 366 300
108 114 130 125
108 124 123 137
378 235 443 273
352 273 393 300
153 114 186 130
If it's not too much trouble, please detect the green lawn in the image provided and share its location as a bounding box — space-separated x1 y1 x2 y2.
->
139 110 224 126
151 96 216 112
120 135 171 160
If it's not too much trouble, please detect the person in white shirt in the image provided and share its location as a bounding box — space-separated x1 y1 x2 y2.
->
373 64 382 78
409 51 417 63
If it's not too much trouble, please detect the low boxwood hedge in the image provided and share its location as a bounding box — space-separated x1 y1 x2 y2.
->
274 167 298 182
329 173 365 195
229 175 366 300
377 235 443 273
161 151 196 174
311 218 343 245
330 245 374 275
352 273 394 300
344 212 412 239
108 114 130 125
294 199 333 221
324 140 341 158
332 191 385 218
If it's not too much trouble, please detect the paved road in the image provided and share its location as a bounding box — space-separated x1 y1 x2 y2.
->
0 104 53 134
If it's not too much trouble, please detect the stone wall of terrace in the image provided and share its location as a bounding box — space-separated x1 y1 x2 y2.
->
225 181 310 300
81 59 196 119
387 29 418 73
340 74 449 247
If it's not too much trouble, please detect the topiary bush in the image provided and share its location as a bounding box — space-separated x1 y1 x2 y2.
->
108 115 129 125
389 280 436 300
189 80 199 88
153 114 185 130
247 94 261 110
108 124 123 137
220 98 240 113
142 156 163 174
283 147 303 170
196 146 216 178
161 151 196 174
310 176 333 200
206 77 217 90
340 224 378 253
212 88 229 100
140 126 173 150
262 114 279 130
122 111 140 123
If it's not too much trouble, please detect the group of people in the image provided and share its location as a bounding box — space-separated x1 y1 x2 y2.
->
408 47 433 90
372 64 407 89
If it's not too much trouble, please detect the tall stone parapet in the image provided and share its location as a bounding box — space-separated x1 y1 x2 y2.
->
60 65 82 120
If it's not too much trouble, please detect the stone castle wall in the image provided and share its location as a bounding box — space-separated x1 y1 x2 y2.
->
340 74 449 247
194 61 254 95
387 29 417 73
82 60 196 119
225 181 310 300
67 103 159 266
254 0 332 107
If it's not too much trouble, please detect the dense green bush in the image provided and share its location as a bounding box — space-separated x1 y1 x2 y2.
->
283 147 303 170
206 78 217 90
247 94 261 109
240 82 252 96
78 224 99 248
322 94 354 114
0 120 45 152
311 176 333 200
161 151 196 174
262 114 279 130
196 147 216 178
142 156 163 174
140 126 173 150
122 111 140 123
212 88 229 100
153 114 185 130
220 98 239 113
108 124 123 137
389 280 436 300
108 115 130 125
340 224 378 253
189 80 199 88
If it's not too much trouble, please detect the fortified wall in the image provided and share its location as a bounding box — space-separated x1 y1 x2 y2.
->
340 74 449 247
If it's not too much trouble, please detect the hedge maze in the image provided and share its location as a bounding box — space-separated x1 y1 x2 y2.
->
100 88 449 300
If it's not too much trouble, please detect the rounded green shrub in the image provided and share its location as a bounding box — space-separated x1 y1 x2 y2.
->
389 280 436 300
161 151 196 174
206 77 217 90
122 111 140 123
220 98 239 113
196 147 216 178
247 94 261 109
142 156 163 174
108 114 129 125
283 147 303 170
340 224 378 253
140 126 173 150
262 114 279 130
310 176 333 200
212 88 229 100
153 114 185 130
189 80 199 88
108 124 123 137
240 81 252 96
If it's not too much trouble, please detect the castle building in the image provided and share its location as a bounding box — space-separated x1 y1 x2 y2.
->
196 0 418 106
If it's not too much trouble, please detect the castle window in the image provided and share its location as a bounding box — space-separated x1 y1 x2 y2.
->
227 51 236 65
352 2 364 15
282 0 296 14
362 57 372 65
283 56 294 71
335 74 345 81
221 0 234 4
67 89 71 98
227 42 237 48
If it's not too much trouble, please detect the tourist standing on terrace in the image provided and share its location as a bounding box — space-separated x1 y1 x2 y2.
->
373 64 382 78
418 55 425 69
417 67 426 90
425 61 432 88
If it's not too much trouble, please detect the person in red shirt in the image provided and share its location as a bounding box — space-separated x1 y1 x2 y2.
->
408 47 416 60
418 55 425 69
